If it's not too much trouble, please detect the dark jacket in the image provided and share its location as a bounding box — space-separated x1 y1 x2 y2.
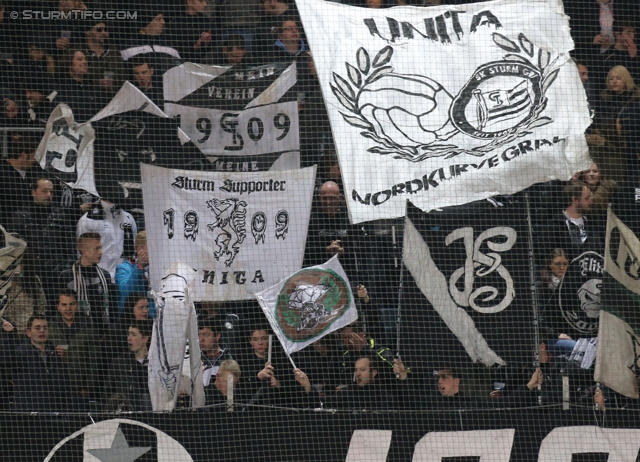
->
426 391 489 410
47 315 100 399
270 39 307 63
329 381 395 410
104 352 152 411
564 0 638 54
85 46 127 98
205 382 250 408
542 212 605 262
54 76 106 123
234 348 317 408
236 351 284 407
10 203 76 280
0 161 44 225
304 206 363 283
590 49 640 92
59 262 118 335
165 11 214 63
9 340 74 412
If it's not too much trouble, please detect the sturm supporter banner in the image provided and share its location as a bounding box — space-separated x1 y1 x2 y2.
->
141 164 316 301
7 408 640 461
297 0 592 223
402 200 532 368
164 62 300 171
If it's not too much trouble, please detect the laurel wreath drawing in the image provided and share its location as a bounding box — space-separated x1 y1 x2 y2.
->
331 33 561 162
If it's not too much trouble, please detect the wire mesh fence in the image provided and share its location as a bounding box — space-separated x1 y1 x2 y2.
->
0 0 639 460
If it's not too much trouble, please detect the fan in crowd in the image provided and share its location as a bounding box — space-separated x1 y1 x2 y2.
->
3 315 75 412
103 319 153 411
272 19 306 61
83 21 126 97
115 230 152 315
595 65 640 142
48 288 100 403
578 162 617 212
59 232 118 336
206 359 244 406
104 292 151 358
129 56 164 105
54 48 106 123
537 248 578 361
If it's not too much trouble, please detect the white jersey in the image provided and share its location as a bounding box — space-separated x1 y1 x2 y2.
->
77 201 137 281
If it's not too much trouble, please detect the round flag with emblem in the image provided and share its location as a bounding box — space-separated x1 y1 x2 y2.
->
276 268 352 341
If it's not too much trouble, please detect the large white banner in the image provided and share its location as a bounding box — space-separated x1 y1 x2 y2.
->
297 0 592 223
141 164 316 301
167 101 298 157
164 62 300 170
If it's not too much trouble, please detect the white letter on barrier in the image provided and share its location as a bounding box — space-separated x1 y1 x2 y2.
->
345 430 393 462
412 429 515 461
539 426 640 461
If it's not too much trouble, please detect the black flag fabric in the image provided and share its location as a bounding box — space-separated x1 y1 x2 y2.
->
553 250 604 339
35 83 209 212
91 110 205 210
167 62 295 111
401 200 533 372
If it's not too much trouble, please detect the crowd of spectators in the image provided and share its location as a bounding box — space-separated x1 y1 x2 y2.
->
0 0 639 414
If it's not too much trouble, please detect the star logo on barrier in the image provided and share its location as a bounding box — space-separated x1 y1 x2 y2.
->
45 418 194 460
87 427 151 462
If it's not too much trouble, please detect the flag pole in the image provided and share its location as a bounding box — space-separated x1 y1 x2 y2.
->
594 206 611 408
395 213 407 373
525 192 542 405
285 351 297 370
226 374 234 411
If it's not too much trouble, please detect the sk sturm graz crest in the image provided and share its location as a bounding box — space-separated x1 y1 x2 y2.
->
332 33 559 162
275 269 352 341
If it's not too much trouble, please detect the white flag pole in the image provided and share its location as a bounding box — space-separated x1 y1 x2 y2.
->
285 351 297 370
267 332 297 371
226 375 234 411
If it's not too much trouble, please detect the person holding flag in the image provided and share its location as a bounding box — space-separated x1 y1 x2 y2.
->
339 320 404 385
237 325 318 408
254 254 362 407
